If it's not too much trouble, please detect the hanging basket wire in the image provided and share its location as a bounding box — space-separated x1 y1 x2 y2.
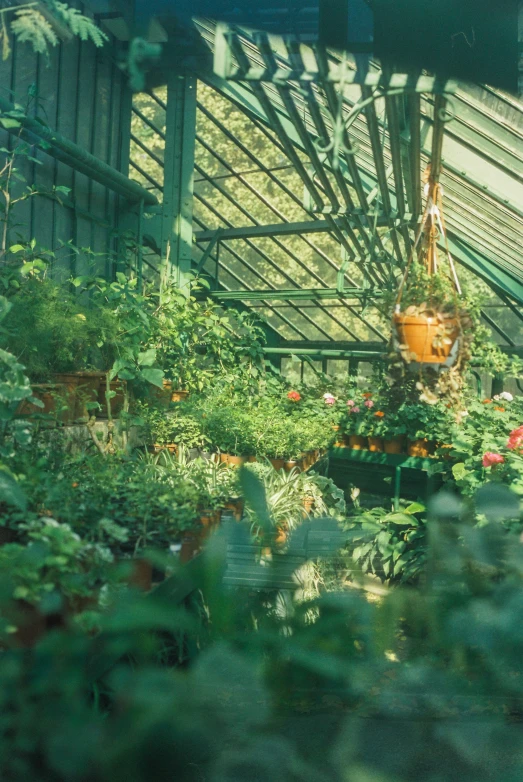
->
393 181 462 369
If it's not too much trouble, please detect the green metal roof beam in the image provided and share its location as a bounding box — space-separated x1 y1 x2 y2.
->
0 96 158 206
208 287 385 302
194 215 396 242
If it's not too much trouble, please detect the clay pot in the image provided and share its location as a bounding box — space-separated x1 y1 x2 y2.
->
220 453 246 467
53 372 100 421
17 383 60 420
149 443 178 455
437 443 455 461
393 313 459 364
120 558 154 591
408 438 435 458
270 458 285 471
179 512 221 563
284 460 301 472
348 435 368 450
368 436 384 453
223 499 245 521
171 389 189 403
384 436 406 455
180 532 201 563
3 600 46 648
302 497 314 515
248 455 257 463
150 380 174 409
274 526 288 546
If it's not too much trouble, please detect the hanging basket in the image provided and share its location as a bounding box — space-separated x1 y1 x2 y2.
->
393 312 460 365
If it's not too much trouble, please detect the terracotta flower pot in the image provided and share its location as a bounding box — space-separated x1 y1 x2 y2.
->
302 497 314 515
284 460 301 472
384 436 406 455
348 435 368 450
220 453 246 467
368 436 384 453
393 313 459 364
149 443 178 454
180 532 201 563
53 372 100 421
125 558 153 592
270 458 285 471
150 380 174 409
274 526 288 546
408 438 436 458
223 499 245 521
171 389 189 403
248 455 257 463
17 383 60 422
437 443 455 461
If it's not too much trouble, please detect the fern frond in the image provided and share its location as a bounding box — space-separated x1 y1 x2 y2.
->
53 2 108 47
10 9 58 55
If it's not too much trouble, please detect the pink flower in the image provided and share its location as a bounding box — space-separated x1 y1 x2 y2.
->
507 426 523 451
346 400 355 407
350 406 360 414
482 452 505 468
323 393 336 406
287 390 301 402
364 400 374 409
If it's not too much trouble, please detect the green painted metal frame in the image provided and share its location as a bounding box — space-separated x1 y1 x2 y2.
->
161 74 197 289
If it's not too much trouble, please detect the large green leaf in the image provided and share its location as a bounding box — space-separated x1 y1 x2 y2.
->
141 368 164 388
0 468 27 510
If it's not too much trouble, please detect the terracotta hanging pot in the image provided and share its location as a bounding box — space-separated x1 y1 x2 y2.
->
384 436 406 455
393 314 459 365
348 435 368 450
368 436 384 453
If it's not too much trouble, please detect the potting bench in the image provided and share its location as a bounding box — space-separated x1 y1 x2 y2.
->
327 447 442 509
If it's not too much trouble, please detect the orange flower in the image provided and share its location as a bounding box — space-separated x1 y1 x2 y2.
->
374 411 385 418
71 482 79 488
362 392 373 399
494 406 506 412
482 399 492 404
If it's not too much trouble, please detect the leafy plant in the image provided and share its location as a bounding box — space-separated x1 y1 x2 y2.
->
345 502 427 584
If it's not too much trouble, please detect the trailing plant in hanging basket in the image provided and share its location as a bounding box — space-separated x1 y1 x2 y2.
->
388 181 474 408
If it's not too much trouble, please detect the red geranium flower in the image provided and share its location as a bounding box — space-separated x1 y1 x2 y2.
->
287 390 301 402
362 392 373 399
482 452 505 468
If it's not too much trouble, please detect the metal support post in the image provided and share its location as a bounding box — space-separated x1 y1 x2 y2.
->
162 74 197 292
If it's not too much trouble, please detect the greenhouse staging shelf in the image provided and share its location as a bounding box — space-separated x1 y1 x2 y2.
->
327 446 442 506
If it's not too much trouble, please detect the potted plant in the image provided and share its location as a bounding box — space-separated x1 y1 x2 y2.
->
399 401 453 457
201 406 255 465
392 183 462 368
343 395 375 450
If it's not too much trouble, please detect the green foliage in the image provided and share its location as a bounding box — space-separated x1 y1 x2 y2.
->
1 276 105 380
1 1 108 61
345 502 427 584
136 401 209 449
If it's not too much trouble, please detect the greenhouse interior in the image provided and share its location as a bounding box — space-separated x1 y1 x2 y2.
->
1 0 523 779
